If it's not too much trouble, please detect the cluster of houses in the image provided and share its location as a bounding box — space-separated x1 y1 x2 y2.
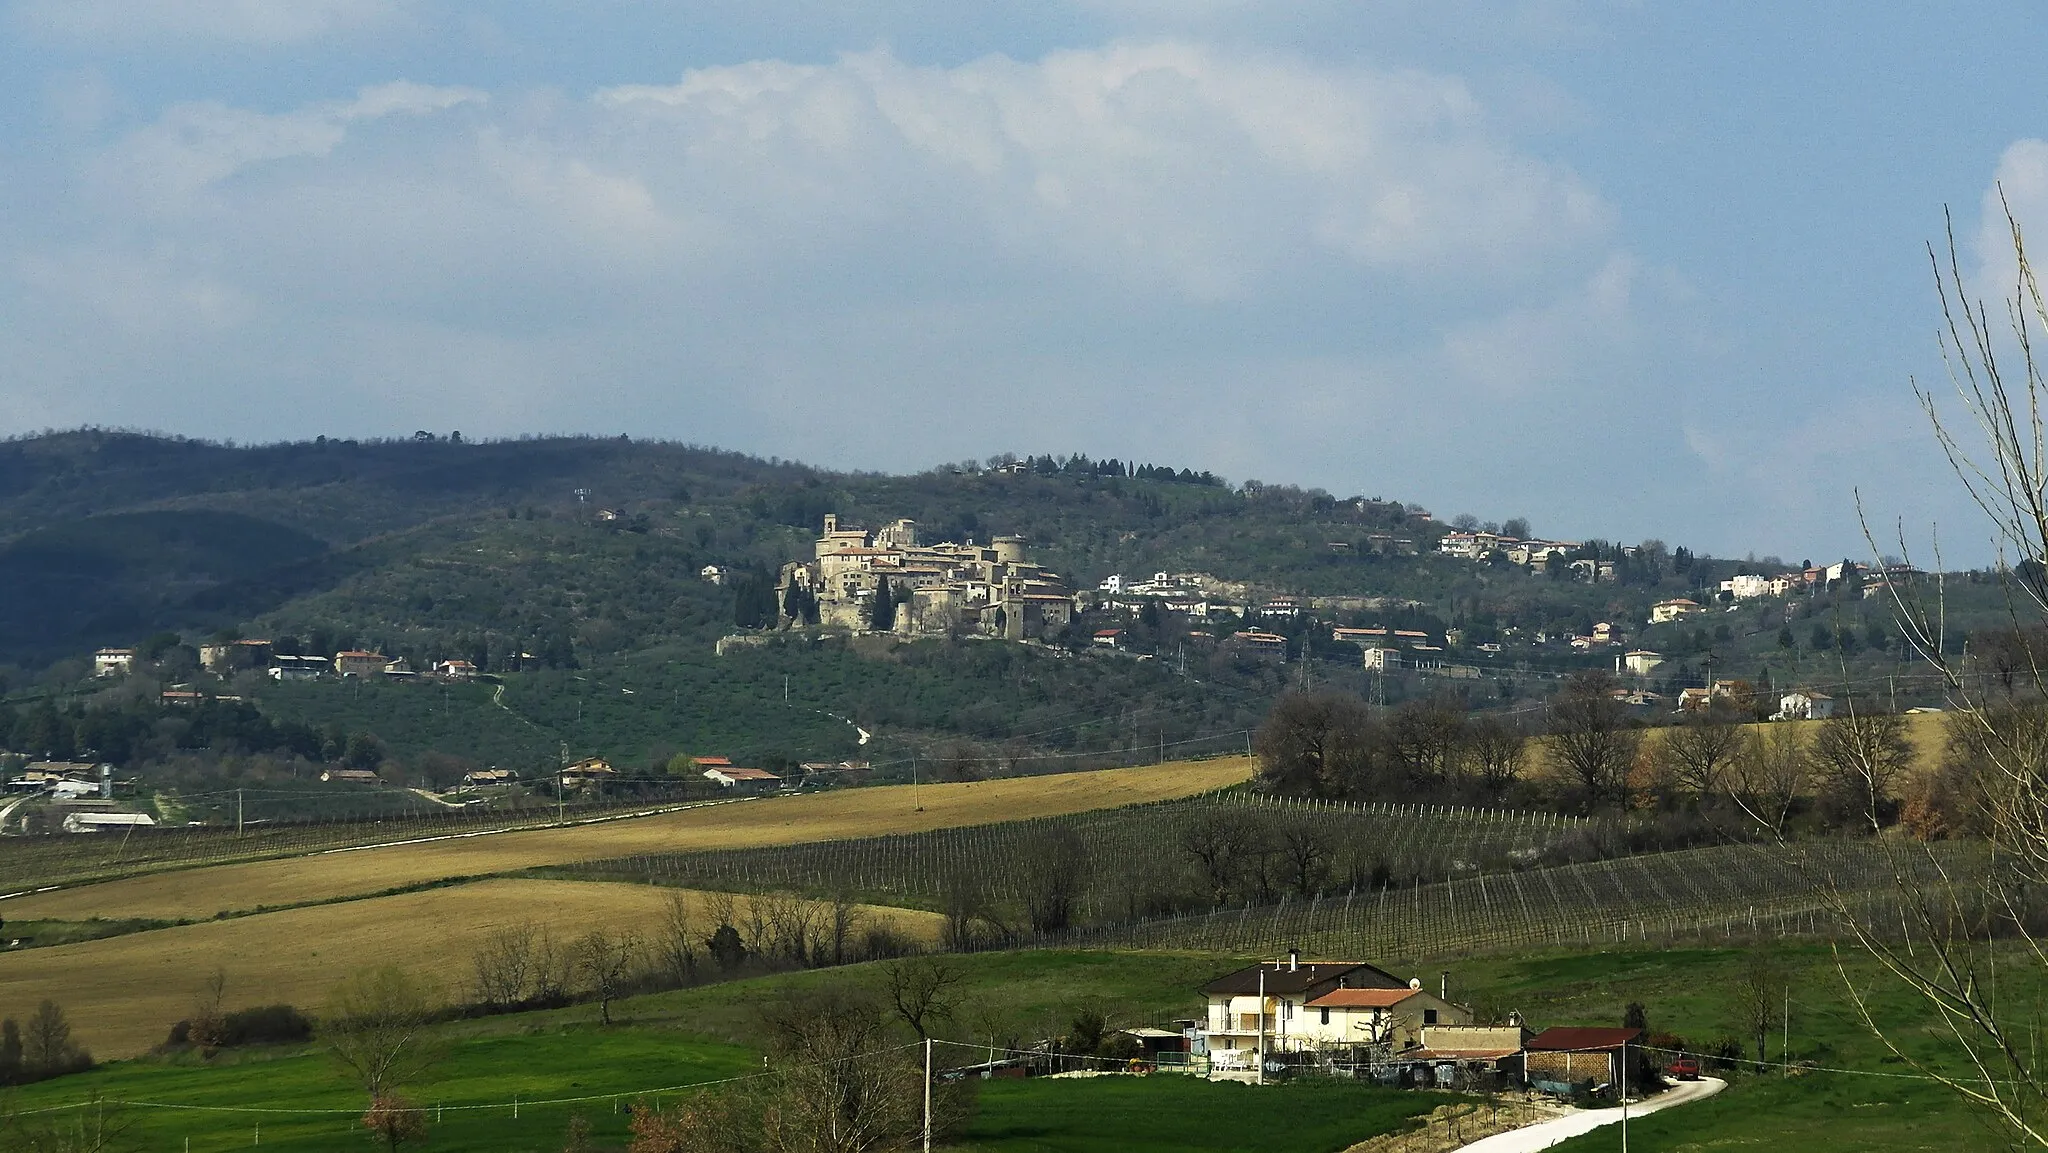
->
1436 531 1621 582
776 515 1079 641
1713 561 1917 603
443 756 871 797
1112 954 1653 1094
93 642 486 685
1 761 155 834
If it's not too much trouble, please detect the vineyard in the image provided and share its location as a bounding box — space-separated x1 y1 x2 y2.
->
1070 839 1974 960
560 792 1605 929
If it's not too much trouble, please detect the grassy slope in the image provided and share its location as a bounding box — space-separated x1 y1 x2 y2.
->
1448 946 2018 1153
7 942 2037 1152
0 881 945 1060
961 1077 1438 1153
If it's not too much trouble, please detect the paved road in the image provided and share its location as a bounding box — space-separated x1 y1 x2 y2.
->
1454 1078 1727 1152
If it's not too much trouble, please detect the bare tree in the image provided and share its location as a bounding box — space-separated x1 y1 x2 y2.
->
1735 951 1785 1067
1465 716 1527 801
1810 706 1917 828
824 888 866 967
324 967 444 1102
188 969 229 1051
1798 203 2048 1145
1019 827 1090 934
577 929 643 1026
1655 712 1746 798
757 985 965 1153
1546 673 1641 810
1278 822 1331 896
1254 691 1375 797
883 957 962 1042
471 922 540 1008
22 1001 88 1078
1387 696 1467 789
1730 724 1811 836
939 872 989 950
1179 810 1258 903
653 892 700 987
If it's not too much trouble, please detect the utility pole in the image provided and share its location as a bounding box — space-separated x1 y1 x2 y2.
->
1620 1038 1628 1153
236 789 244 836
1783 986 1790 1077
923 1035 933 1152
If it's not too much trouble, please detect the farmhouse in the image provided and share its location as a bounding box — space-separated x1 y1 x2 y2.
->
93 647 135 677
559 758 618 790
1298 985 1471 1054
333 650 388 677
1197 953 1410 1071
201 639 273 673
1649 598 1701 624
702 765 783 792
1523 1026 1644 1093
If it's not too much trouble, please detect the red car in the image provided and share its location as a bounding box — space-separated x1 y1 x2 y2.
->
1667 1056 1700 1081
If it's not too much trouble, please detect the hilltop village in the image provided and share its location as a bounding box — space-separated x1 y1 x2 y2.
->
775 515 1078 640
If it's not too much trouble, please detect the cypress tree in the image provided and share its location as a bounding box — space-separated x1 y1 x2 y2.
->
871 577 895 631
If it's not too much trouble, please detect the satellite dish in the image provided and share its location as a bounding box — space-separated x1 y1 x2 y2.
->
1409 977 1422 990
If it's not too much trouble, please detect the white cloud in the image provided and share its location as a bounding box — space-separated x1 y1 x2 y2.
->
5 41 1666 539
14 0 409 46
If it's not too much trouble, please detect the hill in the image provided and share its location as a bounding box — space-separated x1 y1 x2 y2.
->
0 430 1984 794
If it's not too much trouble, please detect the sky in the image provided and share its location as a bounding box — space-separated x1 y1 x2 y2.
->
2 2 2046 564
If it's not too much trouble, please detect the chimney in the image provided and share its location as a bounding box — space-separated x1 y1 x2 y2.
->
1287 949 1298 973
99 763 112 800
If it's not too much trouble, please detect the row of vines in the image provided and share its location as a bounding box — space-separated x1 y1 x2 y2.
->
564 792 1603 932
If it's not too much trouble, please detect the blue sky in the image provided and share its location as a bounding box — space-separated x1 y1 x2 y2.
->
3 2 2045 564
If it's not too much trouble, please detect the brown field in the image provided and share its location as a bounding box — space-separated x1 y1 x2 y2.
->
1629 711 1950 783
2 757 1252 923
0 879 943 1060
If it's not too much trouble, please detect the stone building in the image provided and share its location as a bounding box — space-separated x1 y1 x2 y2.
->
777 514 1077 640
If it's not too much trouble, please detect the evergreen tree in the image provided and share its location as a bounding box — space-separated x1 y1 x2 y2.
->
0 1018 21 1085
870 577 895 631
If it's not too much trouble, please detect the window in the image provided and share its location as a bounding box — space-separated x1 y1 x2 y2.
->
1282 1000 1293 1020
1424 1009 1439 1025
1320 1007 1330 1026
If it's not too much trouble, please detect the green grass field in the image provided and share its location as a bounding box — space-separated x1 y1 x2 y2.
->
4 943 2039 1151
960 1077 1440 1152
2 1027 758 1153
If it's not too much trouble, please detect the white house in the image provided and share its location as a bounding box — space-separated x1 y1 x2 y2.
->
1362 646 1401 671
1299 985 1472 1053
702 765 783 792
93 648 135 677
1776 691 1836 721
1718 574 1759 599
1622 650 1664 676
1649 599 1701 624
1197 955 1417 1072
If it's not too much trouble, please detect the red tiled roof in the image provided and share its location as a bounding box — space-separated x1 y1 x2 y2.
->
1306 988 1422 1009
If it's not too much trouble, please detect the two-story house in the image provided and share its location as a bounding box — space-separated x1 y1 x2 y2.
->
1199 953 1427 1072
